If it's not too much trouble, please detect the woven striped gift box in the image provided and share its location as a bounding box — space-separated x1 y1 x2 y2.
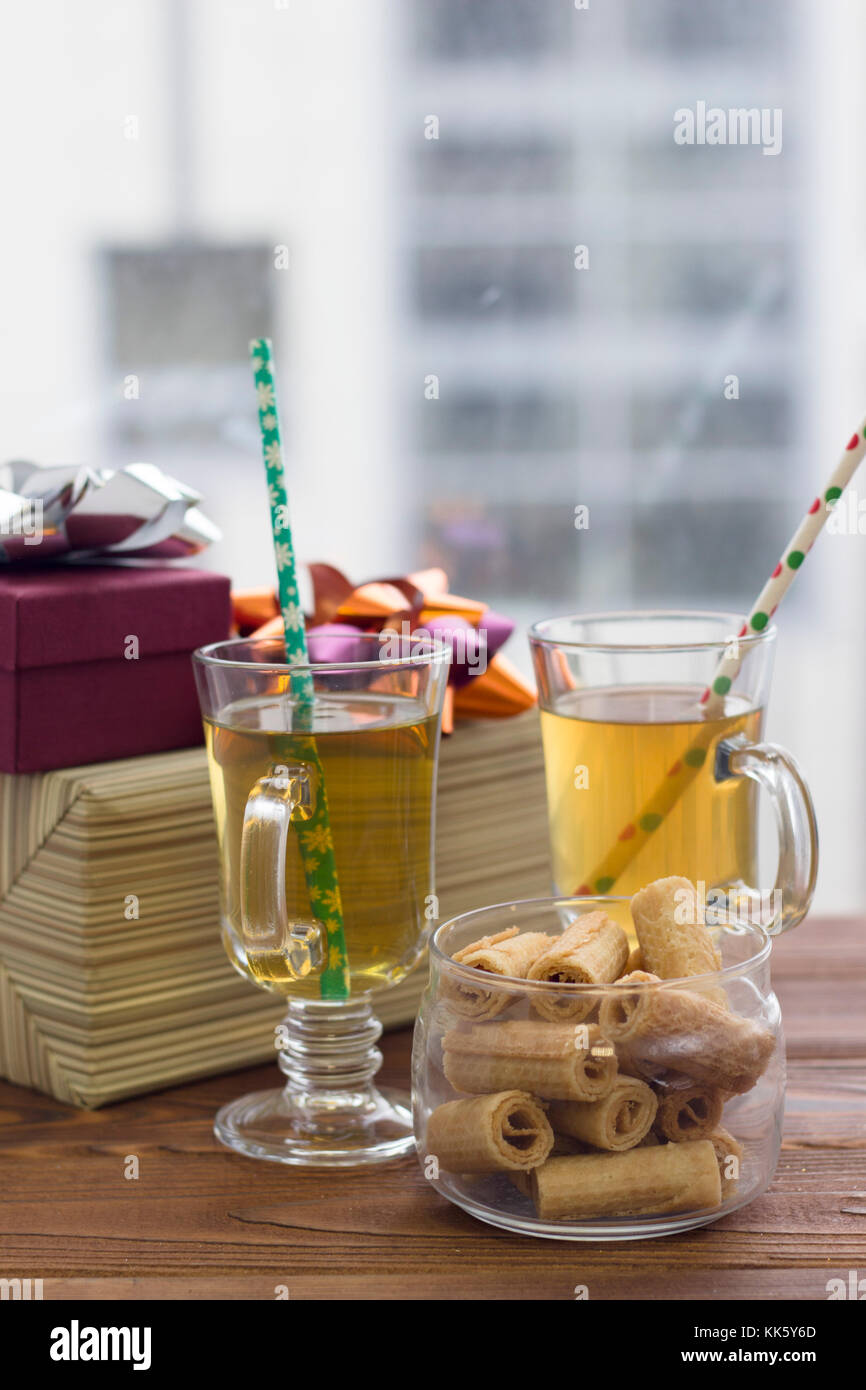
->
0 711 550 1106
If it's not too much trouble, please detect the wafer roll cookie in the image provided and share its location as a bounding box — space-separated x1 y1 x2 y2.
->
445 928 553 1020
654 1084 724 1142
548 1076 657 1152
631 877 725 1005
425 1090 553 1173
443 1020 617 1101
705 1126 743 1194
599 971 774 1094
510 1132 584 1196
528 912 629 1022
625 945 643 974
531 1141 722 1219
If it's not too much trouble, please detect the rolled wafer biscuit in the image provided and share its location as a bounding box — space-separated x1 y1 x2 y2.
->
527 912 630 1022
548 1076 657 1152
631 877 724 1006
625 945 643 974
510 1132 584 1196
599 971 774 1094
444 928 553 1021
704 1126 744 1195
654 1084 724 1142
678 1125 744 1195
443 1020 617 1102
530 1139 722 1220
425 1090 553 1174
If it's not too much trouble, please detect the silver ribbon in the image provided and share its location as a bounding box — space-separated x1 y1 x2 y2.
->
0 461 221 562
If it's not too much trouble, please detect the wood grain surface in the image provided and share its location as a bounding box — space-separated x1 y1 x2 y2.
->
0 918 864 1301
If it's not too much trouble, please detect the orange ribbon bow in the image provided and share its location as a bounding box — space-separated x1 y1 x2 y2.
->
231 564 536 734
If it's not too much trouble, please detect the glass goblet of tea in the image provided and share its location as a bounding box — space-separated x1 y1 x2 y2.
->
193 631 449 1165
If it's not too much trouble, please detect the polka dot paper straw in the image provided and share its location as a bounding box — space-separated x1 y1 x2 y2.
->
574 723 718 897
701 419 866 715
250 339 350 999
576 417 866 896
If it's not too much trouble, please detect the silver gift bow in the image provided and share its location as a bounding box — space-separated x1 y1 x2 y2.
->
0 461 221 562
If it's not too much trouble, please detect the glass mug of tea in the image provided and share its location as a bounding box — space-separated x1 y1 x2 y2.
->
528 611 817 928
193 631 449 1165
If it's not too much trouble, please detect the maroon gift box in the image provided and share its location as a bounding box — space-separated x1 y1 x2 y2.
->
0 564 232 772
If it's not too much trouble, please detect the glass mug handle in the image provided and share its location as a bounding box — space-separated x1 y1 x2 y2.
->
716 735 818 935
240 764 327 979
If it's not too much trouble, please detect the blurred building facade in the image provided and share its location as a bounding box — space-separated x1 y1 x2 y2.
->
401 0 804 621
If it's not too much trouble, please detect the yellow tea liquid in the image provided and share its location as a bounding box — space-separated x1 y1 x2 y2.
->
205 692 438 997
540 684 763 898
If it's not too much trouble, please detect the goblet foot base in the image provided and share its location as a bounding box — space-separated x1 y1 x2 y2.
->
214 1083 415 1167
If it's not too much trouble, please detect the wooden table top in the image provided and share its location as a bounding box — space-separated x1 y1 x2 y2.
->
1 918 864 1301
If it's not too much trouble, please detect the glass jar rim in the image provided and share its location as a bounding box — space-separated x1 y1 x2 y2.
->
528 609 776 655
431 893 773 992
193 631 451 675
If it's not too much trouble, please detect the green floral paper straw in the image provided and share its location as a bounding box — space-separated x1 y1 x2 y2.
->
250 338 350 999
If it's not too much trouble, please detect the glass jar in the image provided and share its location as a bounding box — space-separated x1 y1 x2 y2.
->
412 896 784 1240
